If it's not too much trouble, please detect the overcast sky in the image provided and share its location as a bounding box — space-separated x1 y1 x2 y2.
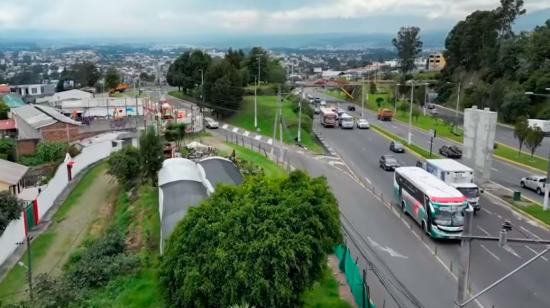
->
1 0 549 38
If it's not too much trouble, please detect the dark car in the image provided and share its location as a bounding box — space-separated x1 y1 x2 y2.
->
389 141 405 153
379 155 400 171
347 104 356 111
439 145 462 158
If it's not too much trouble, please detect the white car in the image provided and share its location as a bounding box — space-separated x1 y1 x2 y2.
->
357 118 370 129
204 117 219 129
520 175 546 195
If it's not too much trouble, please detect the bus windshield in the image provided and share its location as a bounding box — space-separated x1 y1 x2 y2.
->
457 187 479 199
433 205 465 227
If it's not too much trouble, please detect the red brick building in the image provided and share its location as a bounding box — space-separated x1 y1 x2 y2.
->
11 105 81 156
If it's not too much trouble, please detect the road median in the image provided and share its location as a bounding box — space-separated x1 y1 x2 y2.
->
370 124 440 160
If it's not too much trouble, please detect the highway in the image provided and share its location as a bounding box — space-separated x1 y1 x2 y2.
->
306 102 550 307
431 103 550 157
306 88 546 204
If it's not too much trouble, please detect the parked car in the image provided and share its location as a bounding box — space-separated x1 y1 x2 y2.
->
429 108 438 115
439 145 462 158
379 155 400 171
520 175 547 195
347 104 356 111
426 103 435 109
389 141 405 153
357 118 370 129
204 117 219 129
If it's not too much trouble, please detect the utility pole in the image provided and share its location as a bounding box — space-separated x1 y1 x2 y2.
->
297 97 302 143
394 83 400 114
408 80 414 145
544 146 550 211
200 69 205 132
455 82 461 134
361 77 365 119
456 214 550 307
16 235 33 303
254 76 258 129
423 83 428 116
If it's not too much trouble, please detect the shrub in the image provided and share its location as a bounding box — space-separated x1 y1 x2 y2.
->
107 146 141 189
0 139 16 162
0 191 24 235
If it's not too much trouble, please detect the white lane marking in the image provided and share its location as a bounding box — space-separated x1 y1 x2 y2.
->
525 245 549 262
503 246 522 259
367 236 408 259
243 131 250 137
364 177 372 185
492 168 499 172
520 226 541 239
231 127 239 133
254 135 262 141
481 208 494 215
267 138 273 145
480 244 501 262
392 125 398 129
222 124 228 129
477 226 491 236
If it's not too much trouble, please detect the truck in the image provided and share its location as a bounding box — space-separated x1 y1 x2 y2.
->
424 159 481 211
320 107 338 127
377 108 394 121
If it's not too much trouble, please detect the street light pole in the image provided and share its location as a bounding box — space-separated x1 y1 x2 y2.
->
297 97 302 143
361 77 365 119
394 83 400 114
255 56 261 130
455 82 461 134
408 80 414 145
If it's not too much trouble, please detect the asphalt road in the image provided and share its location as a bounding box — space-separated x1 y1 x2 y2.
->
308 105 550 308
429 103 550 158
306 88 546 204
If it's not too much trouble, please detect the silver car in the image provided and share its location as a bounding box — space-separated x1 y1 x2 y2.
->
204 117 219 129
357 118 370 129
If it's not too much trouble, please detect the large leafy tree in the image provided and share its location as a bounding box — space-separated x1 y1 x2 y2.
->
392 26 423 78
525 126 545 158
266 59 286 84
0 191 23 235
159 171 341 308
246 47 269 84
225 48 245 69
139 129 164 186
166 50 211 94
494 0 525 39
104 68 121 90
204 59 244 117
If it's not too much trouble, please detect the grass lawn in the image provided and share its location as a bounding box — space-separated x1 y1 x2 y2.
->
302 268 351 308
0 162 109 301
503 196 550 226
494 143 548 172
225 142 286 178
227 95 323 154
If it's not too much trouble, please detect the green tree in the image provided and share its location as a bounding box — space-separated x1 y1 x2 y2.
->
205 59 244 117
266 59 286 84
104 68 120 90
392 26 423 78
0 191 23 235
494 0 525 39
525 126 544 158
159 171 341 308
0 139 16 162
164 123 186 148
72 62 101 87
0 102 9 120
225 48 245 69
376 97 384 108
166 50 211 95
107 146 141 189
500 90 531 123
513 116 529 155
139 129 163 186
369 81 377 94
246 47 269 84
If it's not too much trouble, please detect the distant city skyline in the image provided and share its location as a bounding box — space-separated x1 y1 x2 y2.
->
1 0 549 40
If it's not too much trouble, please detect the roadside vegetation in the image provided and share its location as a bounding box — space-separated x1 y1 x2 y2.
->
503 195 550 227
227 95 323 154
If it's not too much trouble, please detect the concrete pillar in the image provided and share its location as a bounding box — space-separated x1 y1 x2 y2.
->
463 106 497 185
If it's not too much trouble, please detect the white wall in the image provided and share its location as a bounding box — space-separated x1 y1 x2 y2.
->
0 132 124 268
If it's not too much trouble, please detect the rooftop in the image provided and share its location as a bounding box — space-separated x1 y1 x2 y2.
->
0 159 29 185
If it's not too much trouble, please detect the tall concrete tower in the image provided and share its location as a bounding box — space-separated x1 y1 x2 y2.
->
463 106 498 185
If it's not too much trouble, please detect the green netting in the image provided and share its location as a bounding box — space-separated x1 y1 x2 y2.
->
335 244 375 308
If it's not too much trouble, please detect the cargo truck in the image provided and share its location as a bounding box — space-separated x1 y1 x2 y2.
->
424 159 481 212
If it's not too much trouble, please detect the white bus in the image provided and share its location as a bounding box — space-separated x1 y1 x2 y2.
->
394 167 470 239
320 107 338 127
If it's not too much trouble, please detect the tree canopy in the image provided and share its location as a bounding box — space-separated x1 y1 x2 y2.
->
159 171 341 308
104 68 121 90
204 59 244 117
392 27 423 78
139 128 164 186
166 50 212 93
107 146 141 189
0 191 23 235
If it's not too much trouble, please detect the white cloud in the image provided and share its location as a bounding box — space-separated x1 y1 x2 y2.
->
211 10 261 30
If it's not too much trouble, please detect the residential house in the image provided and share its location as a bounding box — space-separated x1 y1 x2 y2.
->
0 159 29 195
427 52 446 71
11 105 81 155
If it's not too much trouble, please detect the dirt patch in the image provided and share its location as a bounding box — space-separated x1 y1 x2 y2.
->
88 179 120 239
125 204 144 252
33 171 117 276
328 254 357 308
